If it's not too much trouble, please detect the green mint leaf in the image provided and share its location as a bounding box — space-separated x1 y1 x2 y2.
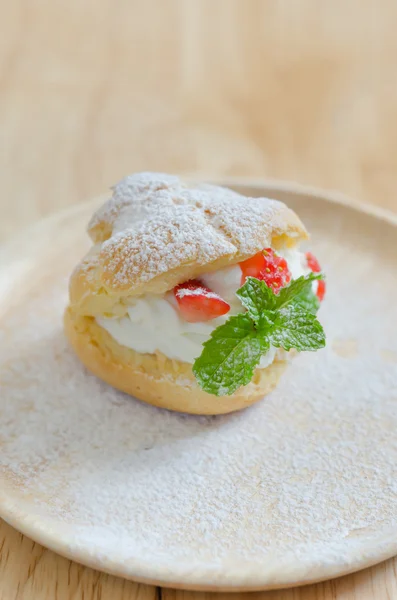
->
193 314 271 396
269 305 326 352
236 276 276 322
294 286 321 315
275 273 323 310
257 309 278 331
193 271 326 396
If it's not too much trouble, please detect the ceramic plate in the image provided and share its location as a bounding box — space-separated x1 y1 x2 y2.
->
1 180 397 592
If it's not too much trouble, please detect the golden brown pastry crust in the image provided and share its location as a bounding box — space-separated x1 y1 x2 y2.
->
64 307 289 415
69 173 308 317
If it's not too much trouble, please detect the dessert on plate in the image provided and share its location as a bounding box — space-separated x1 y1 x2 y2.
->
64 172 326 414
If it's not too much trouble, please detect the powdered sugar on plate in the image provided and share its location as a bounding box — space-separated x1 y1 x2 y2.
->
1 188 397 589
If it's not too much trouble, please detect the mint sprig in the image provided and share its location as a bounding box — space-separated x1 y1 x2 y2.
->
193 273 325 396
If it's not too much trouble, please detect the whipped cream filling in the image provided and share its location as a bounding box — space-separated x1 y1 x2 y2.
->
97 248 311 367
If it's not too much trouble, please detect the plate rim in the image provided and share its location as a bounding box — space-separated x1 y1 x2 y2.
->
1 176 397 591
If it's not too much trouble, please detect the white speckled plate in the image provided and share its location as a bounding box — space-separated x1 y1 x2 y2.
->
1 180 397 592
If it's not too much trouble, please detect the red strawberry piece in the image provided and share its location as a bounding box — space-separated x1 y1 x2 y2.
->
239 251 267 281
240 248 291 293
305 251 326 301
173 280 230 323
306 251 322 273
316 279 326 302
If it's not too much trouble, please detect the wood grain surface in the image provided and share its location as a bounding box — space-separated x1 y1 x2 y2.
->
1 1 396 598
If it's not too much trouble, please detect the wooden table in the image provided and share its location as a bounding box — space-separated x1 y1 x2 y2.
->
1 1 397 598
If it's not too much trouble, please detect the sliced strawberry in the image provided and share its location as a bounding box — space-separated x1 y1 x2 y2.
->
239 251 267 281
316 279 326 302
173 279 230 323
305 251 326 301
240 248 291 293
306 251 322 273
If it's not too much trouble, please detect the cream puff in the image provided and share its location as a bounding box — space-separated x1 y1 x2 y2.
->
65 172 326 415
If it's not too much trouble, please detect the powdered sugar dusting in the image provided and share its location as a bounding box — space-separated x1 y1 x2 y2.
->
101 206 236 288
1 191 397 588
87 172 182 237
175 287 222 300
185 188 282 254
84 172 297 292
